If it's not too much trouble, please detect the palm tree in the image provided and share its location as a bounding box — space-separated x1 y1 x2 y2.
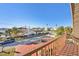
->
5 27 21 37
11 27 21 37
5 29 12 37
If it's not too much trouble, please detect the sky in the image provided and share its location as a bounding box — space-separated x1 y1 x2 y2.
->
0 3 72 28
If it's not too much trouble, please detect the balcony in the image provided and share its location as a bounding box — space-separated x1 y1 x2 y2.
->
15 33 67 56
15 33 78 56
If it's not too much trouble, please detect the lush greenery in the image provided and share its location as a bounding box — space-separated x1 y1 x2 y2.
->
5 27 21 37
65 26 72 35
54 26 72 36
0 26 72 41
55 26 64 36
65 26 72 38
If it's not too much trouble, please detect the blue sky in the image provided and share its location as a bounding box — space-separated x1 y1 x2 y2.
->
0 3 72 28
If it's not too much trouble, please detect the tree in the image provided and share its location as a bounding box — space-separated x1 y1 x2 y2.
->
65 26 72 34
5 29 12 37
0 32 4 36
5 27 21 37
64 26 72 38
55 26 64 36
12 27 19 34
11 27 22 37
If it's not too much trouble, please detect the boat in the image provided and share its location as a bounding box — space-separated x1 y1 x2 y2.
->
0 38 15 45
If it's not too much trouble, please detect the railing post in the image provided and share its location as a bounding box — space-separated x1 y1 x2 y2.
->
52 42 56 56
41 48 44 56
49 44 52 56
51 43 53 55
43 47 46 56
36 51 38 56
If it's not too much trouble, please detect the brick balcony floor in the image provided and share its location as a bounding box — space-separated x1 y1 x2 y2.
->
59 43 79 56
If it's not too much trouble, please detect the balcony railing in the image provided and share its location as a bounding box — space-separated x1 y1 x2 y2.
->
23 33 67 56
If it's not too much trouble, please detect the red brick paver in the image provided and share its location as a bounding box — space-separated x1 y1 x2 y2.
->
59 43 79 56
